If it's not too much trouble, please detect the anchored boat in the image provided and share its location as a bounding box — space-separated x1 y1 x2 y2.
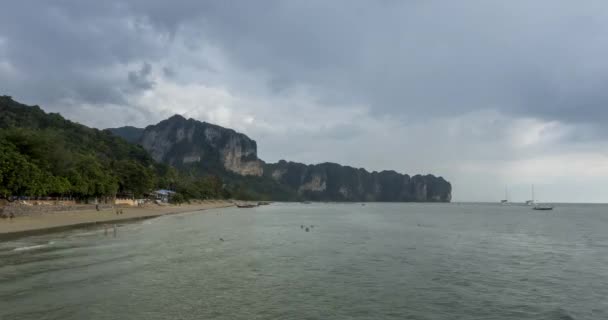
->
236 203 257 208
500 186 509 204
533 204 554 211
530 185 553 210
525 185 535 206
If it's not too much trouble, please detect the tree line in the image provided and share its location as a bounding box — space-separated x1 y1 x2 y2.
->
0 95 232 203
0 128 230 202
0 95 298 203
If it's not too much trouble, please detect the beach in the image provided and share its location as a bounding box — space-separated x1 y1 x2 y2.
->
0 200 234 240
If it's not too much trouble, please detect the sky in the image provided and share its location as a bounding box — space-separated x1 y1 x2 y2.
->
2 1 608 202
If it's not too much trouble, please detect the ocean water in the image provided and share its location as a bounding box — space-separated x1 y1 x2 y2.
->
1 203 607 320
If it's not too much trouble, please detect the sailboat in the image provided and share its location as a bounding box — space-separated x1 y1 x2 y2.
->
500 186 509 204
533 204 553 210
525 185 535 206
531 185 553 210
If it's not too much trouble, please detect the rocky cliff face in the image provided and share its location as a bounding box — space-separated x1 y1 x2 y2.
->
110 116 452 202
111 115 264 176
264 160 452 202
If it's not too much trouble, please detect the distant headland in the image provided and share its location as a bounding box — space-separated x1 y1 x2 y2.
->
1 95 451 204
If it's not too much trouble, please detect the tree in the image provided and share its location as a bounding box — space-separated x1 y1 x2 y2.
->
0 140 46 199
170 193 185 204
68 156 118 199
113 160 156 198
156 164 179 190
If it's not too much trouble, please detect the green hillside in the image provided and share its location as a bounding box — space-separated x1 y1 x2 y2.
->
1 96 451 203
0 96 223 201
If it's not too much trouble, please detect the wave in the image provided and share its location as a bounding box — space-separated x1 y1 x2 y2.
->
545 308 576 320
12 241 54 252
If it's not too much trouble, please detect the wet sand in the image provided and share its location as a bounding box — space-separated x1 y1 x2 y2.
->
0 201 234 240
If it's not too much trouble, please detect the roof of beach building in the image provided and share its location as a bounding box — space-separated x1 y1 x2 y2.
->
153 189 176 195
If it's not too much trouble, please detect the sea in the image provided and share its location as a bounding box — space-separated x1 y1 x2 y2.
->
0 202 607 320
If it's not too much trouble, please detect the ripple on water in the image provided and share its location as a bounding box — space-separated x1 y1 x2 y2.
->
1 203 607 320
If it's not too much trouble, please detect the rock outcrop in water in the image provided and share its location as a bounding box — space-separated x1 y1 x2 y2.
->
111 115 452 202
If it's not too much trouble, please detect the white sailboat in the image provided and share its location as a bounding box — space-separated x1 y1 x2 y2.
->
500 186 509 204
525 185 535 206
531 185 553 210
533 204 553 210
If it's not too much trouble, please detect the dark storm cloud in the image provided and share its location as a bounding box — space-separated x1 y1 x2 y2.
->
3 1 608 201
0 1 165 107
125 0 608 125
2 0 608 126
128 62 155 91
205 1 608 125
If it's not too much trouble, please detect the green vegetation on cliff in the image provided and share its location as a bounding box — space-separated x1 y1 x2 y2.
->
111 114 452 202
264 160 452 202
1 96 452 202
0 96 227 201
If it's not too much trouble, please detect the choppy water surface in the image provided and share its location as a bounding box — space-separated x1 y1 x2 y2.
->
1 203 607 319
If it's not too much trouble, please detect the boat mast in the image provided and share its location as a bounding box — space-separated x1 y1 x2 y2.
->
532 184 535 203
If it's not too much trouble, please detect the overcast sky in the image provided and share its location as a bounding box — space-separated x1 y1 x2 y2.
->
2 1 608 202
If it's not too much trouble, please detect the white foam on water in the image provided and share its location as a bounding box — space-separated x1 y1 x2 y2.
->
72 231 101 237
143 215 167 225
13 241 53 252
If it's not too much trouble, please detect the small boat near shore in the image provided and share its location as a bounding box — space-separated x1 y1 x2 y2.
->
236 203 257 208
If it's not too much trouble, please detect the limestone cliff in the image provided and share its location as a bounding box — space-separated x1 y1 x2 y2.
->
110 115 264 176
264 160 452 202
110 116 452 202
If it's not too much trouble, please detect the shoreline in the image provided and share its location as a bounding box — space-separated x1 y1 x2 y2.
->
0 201 234 241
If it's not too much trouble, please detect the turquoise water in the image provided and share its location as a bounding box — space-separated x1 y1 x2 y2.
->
1 203 607 319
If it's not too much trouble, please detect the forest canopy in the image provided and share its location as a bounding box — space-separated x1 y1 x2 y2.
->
0 96 229 202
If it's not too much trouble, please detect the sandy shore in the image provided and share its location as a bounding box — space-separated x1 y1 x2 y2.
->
0 200 234 240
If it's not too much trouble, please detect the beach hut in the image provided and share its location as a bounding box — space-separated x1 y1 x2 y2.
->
152 189 176 203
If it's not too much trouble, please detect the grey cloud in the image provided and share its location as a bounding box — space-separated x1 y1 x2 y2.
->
0 1 164 109
128 62 155 91
3 0 608 127
162 66 177 78
129 1 608 125
3 0 608 202
312 123 363 141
